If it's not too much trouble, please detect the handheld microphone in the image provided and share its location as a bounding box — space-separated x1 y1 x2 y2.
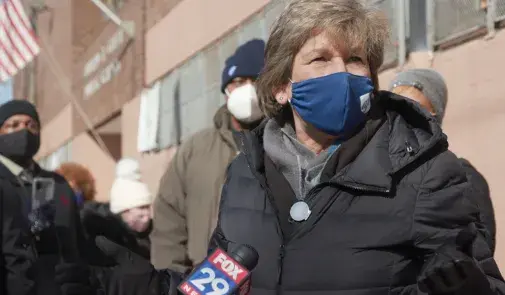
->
178 244 259 295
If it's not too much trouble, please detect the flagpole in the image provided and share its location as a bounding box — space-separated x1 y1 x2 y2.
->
26 1 113 156
88 0 135 38
26 5 41 104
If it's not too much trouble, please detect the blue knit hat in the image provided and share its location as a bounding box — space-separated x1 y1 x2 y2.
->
221 39 265 94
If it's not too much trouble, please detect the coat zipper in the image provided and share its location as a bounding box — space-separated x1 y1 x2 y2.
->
277 244 285 285
240 140 287 292
241 135 391 293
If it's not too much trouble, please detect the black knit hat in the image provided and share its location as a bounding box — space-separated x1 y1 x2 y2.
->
0 100 40 127
221 39 265 93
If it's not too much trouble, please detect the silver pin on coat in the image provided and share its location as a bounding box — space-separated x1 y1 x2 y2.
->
289 201 311 222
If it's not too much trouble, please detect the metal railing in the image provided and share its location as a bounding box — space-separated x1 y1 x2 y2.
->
496 0 505 21
429 0 503 47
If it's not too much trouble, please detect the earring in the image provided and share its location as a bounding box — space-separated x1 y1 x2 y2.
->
279 96 284 102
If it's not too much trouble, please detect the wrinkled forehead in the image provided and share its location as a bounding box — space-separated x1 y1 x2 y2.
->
298 27 367 57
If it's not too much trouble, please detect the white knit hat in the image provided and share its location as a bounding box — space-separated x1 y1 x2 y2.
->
110 178 152 214
116 158 141 180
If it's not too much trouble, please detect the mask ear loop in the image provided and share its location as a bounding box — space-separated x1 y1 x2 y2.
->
286 79 295 103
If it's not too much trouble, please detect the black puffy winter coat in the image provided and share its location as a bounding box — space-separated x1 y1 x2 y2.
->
0 162 86 295
208 92 505 295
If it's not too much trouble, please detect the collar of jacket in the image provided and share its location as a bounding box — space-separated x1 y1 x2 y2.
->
239 91 448 194
0 154 24 176
213 105 239 151
0 158 42 184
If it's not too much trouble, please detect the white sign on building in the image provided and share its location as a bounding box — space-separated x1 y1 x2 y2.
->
83 30 125 99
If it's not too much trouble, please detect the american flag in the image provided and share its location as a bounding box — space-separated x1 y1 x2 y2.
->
0 0 40 82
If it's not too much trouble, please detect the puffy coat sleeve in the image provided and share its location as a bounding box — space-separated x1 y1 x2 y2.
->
207 161 235 256
0 186 36 295
412 150 505 294
150 142 192 273
460 158 496 253
52 173 86 263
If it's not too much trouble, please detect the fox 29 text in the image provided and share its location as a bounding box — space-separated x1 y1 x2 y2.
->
178 248 250 295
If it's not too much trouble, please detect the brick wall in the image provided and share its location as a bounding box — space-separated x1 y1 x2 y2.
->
71 0 146 134
145 0 182 30
30 0 73 125
14 0 146 137
72 0 110 62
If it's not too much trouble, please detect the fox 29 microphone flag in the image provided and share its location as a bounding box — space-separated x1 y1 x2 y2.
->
178 245 259 295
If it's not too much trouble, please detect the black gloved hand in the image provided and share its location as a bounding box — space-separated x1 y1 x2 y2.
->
95 236 162 295
417 223 493 295
55 262 94 295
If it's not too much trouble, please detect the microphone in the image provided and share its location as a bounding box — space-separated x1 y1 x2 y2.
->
178 244 259 295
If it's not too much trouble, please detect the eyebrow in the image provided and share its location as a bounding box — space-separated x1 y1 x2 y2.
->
302 43 365 59
348 46 366 57
302 47 331 58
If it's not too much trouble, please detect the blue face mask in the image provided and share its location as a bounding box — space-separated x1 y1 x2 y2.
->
290 72 374 136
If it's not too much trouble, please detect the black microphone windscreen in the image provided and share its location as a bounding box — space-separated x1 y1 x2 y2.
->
229 244 259 271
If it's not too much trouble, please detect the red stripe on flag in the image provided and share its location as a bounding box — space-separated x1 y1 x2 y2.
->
8 0 37 57
1 5 28 65
0 0 40 82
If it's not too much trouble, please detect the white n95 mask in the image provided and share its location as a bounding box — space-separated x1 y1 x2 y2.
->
226 84 263 123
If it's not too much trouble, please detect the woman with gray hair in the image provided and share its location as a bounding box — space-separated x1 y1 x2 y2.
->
206 0 504 294
91 0 505 294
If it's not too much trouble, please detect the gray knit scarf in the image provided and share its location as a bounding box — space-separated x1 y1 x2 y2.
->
263 119 338 200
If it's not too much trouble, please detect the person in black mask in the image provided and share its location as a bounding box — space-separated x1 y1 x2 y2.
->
0 100 91 295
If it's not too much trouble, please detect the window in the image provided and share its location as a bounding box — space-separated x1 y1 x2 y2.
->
217 32 239 70
264 1 286 36
495 0 505 22
203 44 226 120
432 0 487 45
373 0 399 66
158 70 181 148
178 54 209 140
238 12 266 44
38 142 72 171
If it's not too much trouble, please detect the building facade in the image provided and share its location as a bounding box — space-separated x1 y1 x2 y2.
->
13 0 505 269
